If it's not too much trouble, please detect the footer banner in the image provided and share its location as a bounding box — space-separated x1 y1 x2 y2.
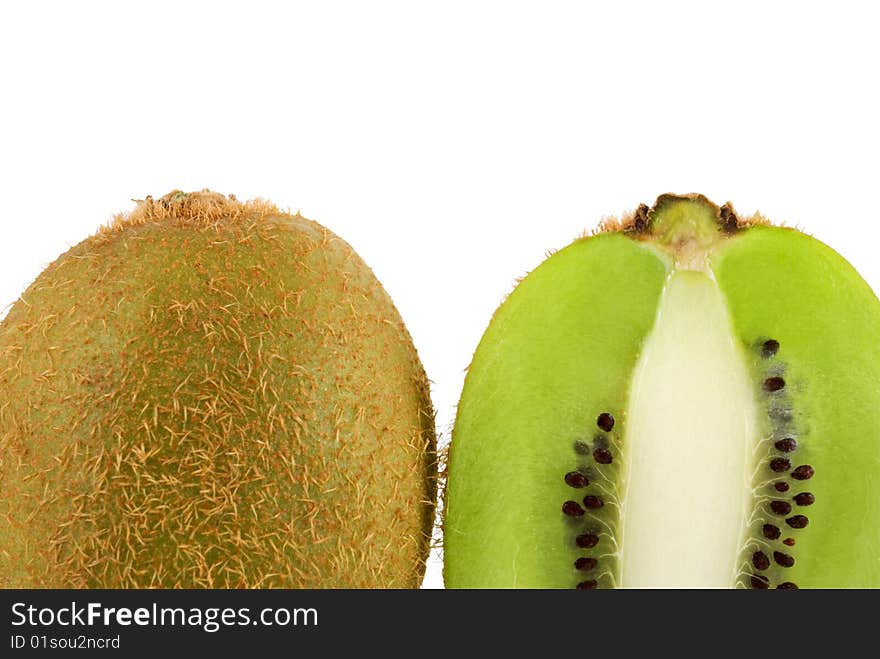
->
0 588 870 653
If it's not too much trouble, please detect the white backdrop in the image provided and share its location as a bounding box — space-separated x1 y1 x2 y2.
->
1 1 878 589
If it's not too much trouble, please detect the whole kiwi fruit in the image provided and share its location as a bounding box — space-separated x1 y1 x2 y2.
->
0 190 436 588
444 193 880 589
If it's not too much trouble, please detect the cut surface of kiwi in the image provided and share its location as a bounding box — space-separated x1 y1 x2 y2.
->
444 194 880 589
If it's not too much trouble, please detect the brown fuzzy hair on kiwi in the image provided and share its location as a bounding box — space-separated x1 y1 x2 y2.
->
0 190 437 588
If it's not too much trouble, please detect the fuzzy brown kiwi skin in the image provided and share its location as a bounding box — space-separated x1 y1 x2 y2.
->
0 190 437 588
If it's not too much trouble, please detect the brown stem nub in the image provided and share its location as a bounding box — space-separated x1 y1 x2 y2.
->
633 204 650 233
719 203 739 233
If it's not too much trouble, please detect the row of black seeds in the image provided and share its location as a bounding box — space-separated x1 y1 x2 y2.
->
749 339 815 590
562 411 615 589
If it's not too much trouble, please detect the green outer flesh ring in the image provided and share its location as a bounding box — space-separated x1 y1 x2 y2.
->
444 234 670 588
713 226 880 588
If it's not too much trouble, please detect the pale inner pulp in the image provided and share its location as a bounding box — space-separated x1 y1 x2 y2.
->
619 269 758 588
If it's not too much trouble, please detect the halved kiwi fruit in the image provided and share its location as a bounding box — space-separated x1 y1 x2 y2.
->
444 194 880 589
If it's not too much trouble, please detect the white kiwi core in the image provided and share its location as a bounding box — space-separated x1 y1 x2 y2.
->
618 269 759 587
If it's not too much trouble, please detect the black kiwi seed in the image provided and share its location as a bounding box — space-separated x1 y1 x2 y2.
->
576 580 598 590
593 447 613 464
769 501 792 516
762 524 781 540
791 465 814 480
583 495 604 509
777 582 799 589
576 533 599 549
750 575 770 589
565 471 589 488
763 376 786 392
563 501 585 517
761 339 780 358
774 551 795 568
774 438 797 453
752 551 770 571
574 440 591 455
575 557 598 571
783 538 796 547
597 412 615 432
769 458 791 473
793 492 815 506
774 482 790 493
786 515 809 529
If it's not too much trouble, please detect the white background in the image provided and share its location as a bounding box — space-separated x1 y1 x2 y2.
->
1 1 878 589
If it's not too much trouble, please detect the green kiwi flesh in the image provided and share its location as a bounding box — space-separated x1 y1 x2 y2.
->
0 190 436 588
444 194 880 589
